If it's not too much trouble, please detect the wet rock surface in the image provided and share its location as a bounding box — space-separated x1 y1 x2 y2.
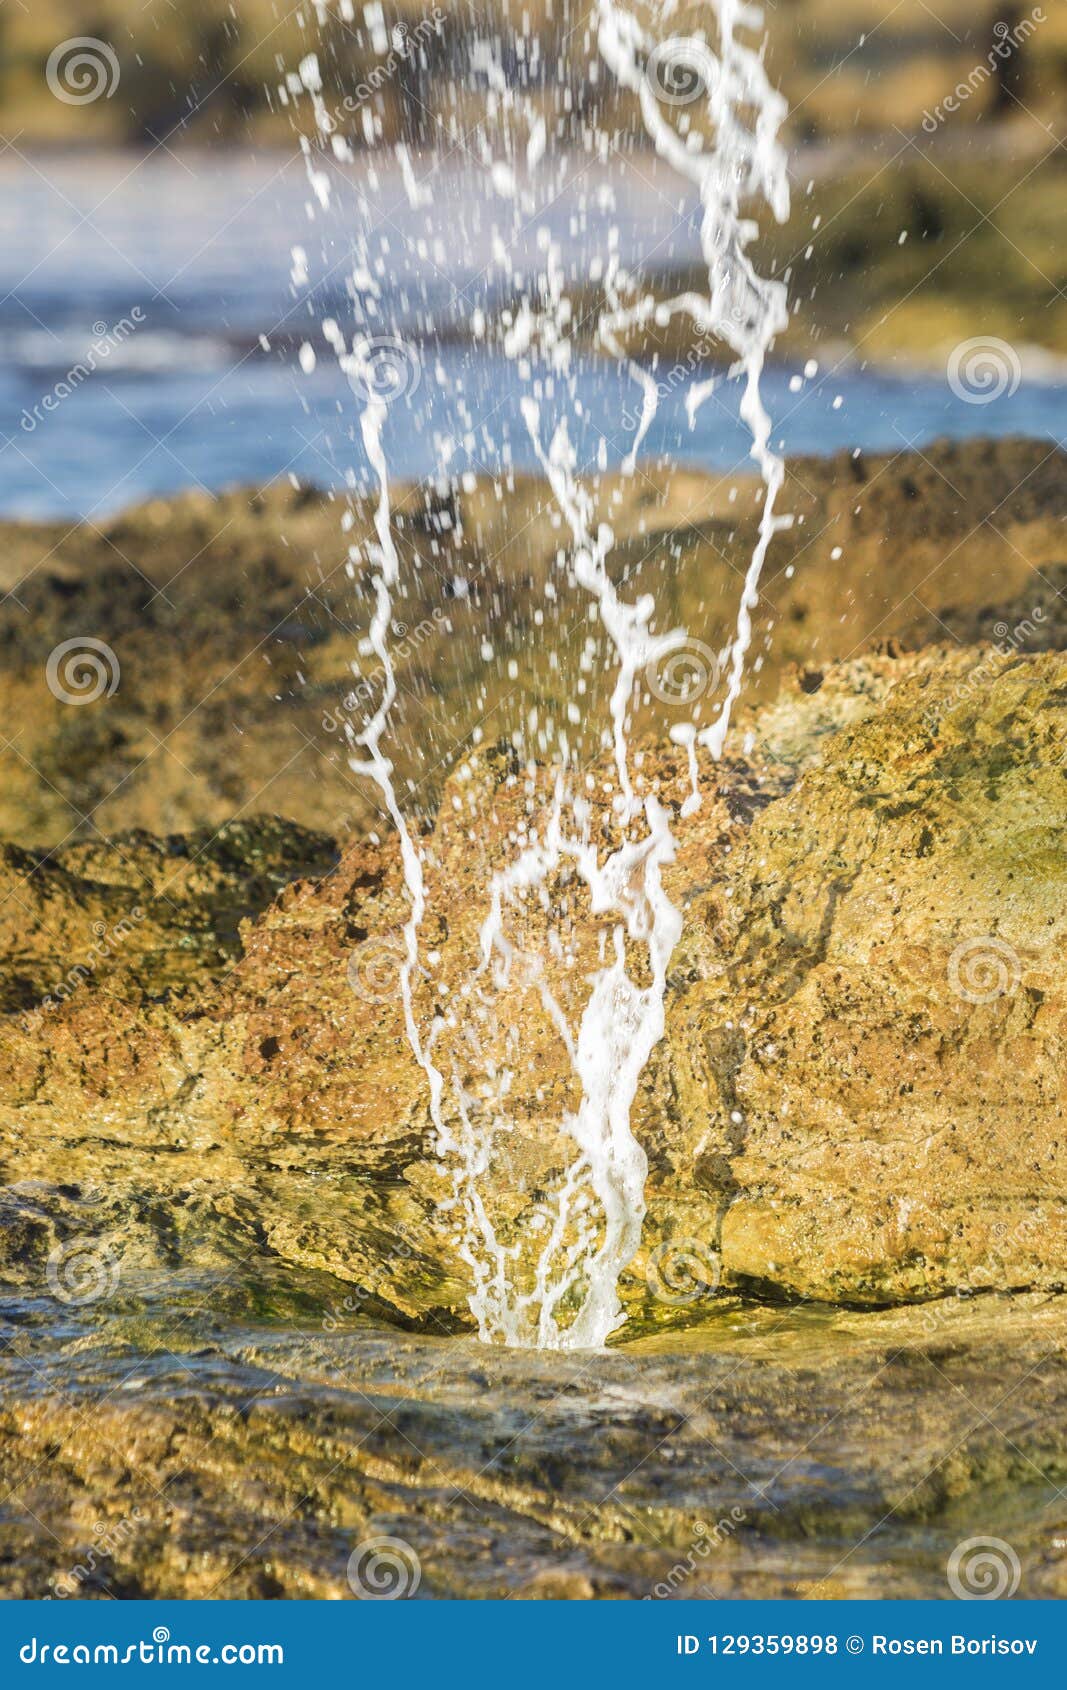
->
2 1289 1067 1599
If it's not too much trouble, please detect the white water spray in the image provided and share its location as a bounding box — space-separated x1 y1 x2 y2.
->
287 0 790 1349
597 0 793 758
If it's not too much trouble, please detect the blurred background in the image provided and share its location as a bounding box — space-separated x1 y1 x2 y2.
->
0 1 1064 940
2 0 1065 148
1 1 1065 521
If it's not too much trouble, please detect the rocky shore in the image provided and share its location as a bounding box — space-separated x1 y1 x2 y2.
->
1 435 1063 845
0 432 1064 1597
2 639 1064 1322
3 1294 1067 1599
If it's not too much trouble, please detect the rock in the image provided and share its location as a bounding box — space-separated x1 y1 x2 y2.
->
663 646 1067 1305
1 1291 1067 1598
0 447 1065 1600
0 437 1063 846
0 817 337 1017
0 643 1063 1320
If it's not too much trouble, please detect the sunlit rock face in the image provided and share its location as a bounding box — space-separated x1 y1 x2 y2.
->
0 439 1063 849
2 642 1064 1330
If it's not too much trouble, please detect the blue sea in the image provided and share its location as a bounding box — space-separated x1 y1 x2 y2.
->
1 150 1061 521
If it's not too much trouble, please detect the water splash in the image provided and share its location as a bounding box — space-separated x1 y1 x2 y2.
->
464 253 688 1341
469 779 682 1349
287 59 460 1314
596 0 793 758
284 0 790 1349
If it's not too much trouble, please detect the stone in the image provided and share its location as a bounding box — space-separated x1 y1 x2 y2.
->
0 438 1062 847
0 643 1063 1320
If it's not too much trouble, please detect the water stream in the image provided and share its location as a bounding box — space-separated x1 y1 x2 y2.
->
289 0 790 1349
